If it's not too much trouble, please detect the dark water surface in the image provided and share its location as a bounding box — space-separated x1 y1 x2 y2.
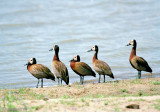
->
0 0 160 89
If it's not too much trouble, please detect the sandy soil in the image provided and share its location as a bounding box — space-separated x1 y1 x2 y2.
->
0 77 160 112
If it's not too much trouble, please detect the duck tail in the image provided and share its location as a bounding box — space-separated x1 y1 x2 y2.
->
110 73 114 79
49 72 55 81
92 71 96 77
148 67 152 73
65 76 69 85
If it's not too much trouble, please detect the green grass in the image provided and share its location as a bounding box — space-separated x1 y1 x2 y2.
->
104 101 108 105
60 94 71 99
60 100 75 106
95 94 106 98
153 99 160 111
113 102 120 112
0 89 43 111
114 107 120 112
81 97 85 102
151 81 160 85
31 105 43 111
85 102 90 106
120 89 127 93
29 92 44 100
130 78 141 84
138 91 143 96
18 88 30 94
113 82 118 87
2 91 19 112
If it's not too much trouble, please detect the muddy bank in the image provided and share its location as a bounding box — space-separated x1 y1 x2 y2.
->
0 78 160 112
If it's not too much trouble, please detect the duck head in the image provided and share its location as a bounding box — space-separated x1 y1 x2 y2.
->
49 45 59 53
126 40 137 47
25 58 36 66
87 45 98 52
70 55 80 62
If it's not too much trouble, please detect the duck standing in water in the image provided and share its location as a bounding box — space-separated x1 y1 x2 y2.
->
70 55 96 84
126 40 152 79
49 45 69 85
88 45 114 83
26 58 55 88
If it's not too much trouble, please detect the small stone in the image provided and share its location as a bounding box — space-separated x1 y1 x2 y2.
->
43 97 49 101
126 104 140 109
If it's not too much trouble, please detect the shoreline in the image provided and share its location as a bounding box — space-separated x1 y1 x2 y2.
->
0 77 160 112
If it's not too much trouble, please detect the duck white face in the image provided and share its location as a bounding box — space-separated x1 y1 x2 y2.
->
28 58 36 65
73 55 78 61
129 40 134 46
91 45 96 51
29 58 34 64
72 55 80 62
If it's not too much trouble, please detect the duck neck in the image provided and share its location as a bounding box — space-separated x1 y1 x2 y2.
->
93 51 98 62
27 64 31 70
130 46 136 60
70 61 76 69
53 51 60 61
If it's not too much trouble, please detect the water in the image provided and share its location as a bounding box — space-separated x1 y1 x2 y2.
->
0 0 160 89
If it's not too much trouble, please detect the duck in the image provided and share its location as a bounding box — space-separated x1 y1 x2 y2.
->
88 45 114 83
126 39 152 79
26 58 55 88
49 45 69 85
70 55 96 84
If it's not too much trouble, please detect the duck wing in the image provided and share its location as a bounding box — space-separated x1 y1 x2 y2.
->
75 62 96 76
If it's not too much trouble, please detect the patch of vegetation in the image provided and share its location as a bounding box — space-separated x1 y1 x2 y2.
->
29 92 44 100
130 78 141 84
120 89 127 93
60 100 75 106
138 91 143 96
113 102 120 112
153 99 160 111
81 97 85 102
114 107 120 112
95 94 106 98
85 102 90 106
1 90 28 112
60 94 71 99
150 80 160 85
31 105 43 111
104 101 108 105
113 82 118 87
18 88 30 94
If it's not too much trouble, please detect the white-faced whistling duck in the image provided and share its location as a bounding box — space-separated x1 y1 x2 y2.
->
26 58 55 88
126 39 152 79
70 55 96 85
88 45 114 83
49 45 69 85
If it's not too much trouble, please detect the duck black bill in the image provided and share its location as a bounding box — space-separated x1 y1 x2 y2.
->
87 49 92 52
24 63 28 66
126 43 131 46
69 59 74 62
49 48 53 51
